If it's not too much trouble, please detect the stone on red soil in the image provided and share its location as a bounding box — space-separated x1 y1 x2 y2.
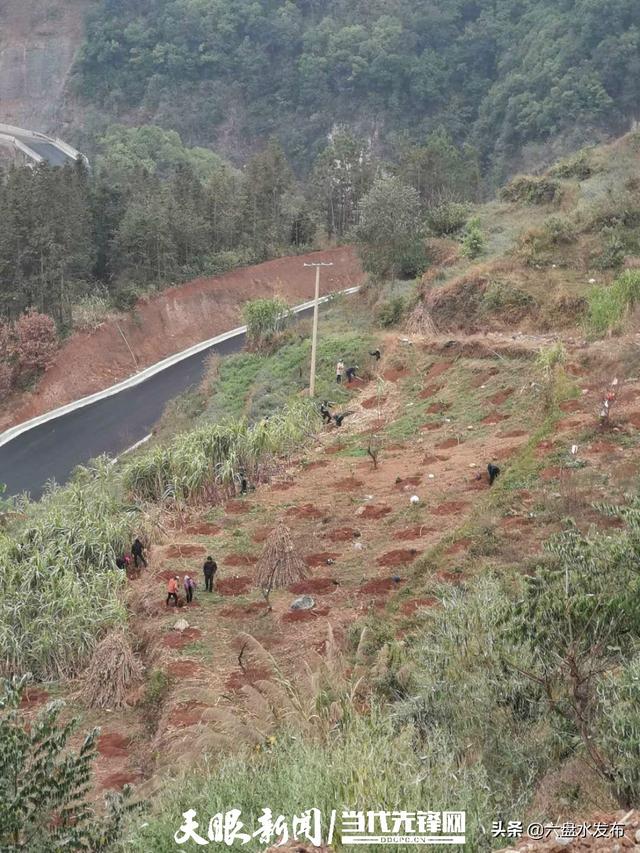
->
377 548 422 567
305 552 339 567
101 770 142 790
165 544 206 558
359 504 392 519
162 628 202 649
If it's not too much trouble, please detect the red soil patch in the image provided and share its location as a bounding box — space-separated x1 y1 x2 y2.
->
487 388 514 405
436 571 466 584
435 437 459 449
433 500 469 516
394 525 434 540
419 383 444 399
225 666 271 691
498 428 528 438
184 523 222 536
165 544 206 558
377 548 422 567
560 399 583 413
360 504 392 519
425 361 453 381
500 516 533 530
422 422 442 432
326 526 361 542
225 553 258 567
286 503 324 519
395 474 422 489
385 442 407 451
19 688 49 708
288 578 339 594
422 454 440 464
217 576 252 595
481 413 510 424
540 467 561 481
219 601 270 617
97 733 131 758
252 527 272 543
426 401 450 413
166 660 202 677
324 444 344 455
362 395 386 409
588 441 617 454
304 460 329 470
281 607 330 623
271 482 294 492
162 628 202 649
627 412 640 429
360 578 405 594
101 771 142 790
157 569 186 581
445 538 472 555
470 368 499 387
225 500 252 514
334 477 364 490
305 551 338 567
466 476 487 491
435 454 451 461
383 367 409 382
168 700 208 728
400 597 439 615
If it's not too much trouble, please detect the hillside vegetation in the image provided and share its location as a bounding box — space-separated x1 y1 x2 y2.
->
76 0 640 175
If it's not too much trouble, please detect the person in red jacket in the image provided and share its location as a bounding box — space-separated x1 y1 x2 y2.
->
166 576 179 606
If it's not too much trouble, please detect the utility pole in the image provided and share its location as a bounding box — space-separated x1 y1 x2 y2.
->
303 261 334 397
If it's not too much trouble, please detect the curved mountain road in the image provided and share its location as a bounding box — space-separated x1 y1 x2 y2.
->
0 293 352 499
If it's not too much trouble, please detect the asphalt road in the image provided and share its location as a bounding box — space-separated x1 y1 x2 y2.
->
14 135 73 166
0 302 325 499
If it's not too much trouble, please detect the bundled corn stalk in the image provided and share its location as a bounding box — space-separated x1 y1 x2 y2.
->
405 300 438 336
254 521 307 599
79 630 142 709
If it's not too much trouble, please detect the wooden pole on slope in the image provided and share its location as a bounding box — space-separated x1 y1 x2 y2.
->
304 261 333 397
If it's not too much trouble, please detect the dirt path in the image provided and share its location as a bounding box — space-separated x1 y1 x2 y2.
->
0 246 363 431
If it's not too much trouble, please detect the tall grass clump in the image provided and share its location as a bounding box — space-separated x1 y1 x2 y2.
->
124 398 319 504
585 270 640 336
0 460 134 679
128 710 493 852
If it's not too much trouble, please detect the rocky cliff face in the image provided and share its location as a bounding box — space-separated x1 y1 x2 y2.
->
0 0 92 134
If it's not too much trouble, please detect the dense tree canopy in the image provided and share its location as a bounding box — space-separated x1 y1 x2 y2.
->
76 0 640 171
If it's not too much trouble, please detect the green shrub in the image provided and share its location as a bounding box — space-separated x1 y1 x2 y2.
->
594 230 626 270
425 201 469 236
376 296 406 328
461 218 485 259
481 280 535 314
244 298 290 350
549 150 593 180
501 176 561 205
585 270 640 336
542 216 576 245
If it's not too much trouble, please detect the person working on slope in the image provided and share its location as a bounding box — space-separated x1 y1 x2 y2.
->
346 364 359 383
166 575 179 606
370 349 382 361
336 359 345 384
131 537 147 569
183 575 196 604
203 556 218 592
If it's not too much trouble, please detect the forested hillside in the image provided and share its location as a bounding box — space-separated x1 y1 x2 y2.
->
76 0 640 175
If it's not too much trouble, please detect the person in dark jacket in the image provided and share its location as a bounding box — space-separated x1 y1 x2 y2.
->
183 575 196 604
203 556 218 592
131 537 147 568
488 463 501 486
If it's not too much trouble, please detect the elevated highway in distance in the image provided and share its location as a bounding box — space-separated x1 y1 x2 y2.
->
0 122 85 167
